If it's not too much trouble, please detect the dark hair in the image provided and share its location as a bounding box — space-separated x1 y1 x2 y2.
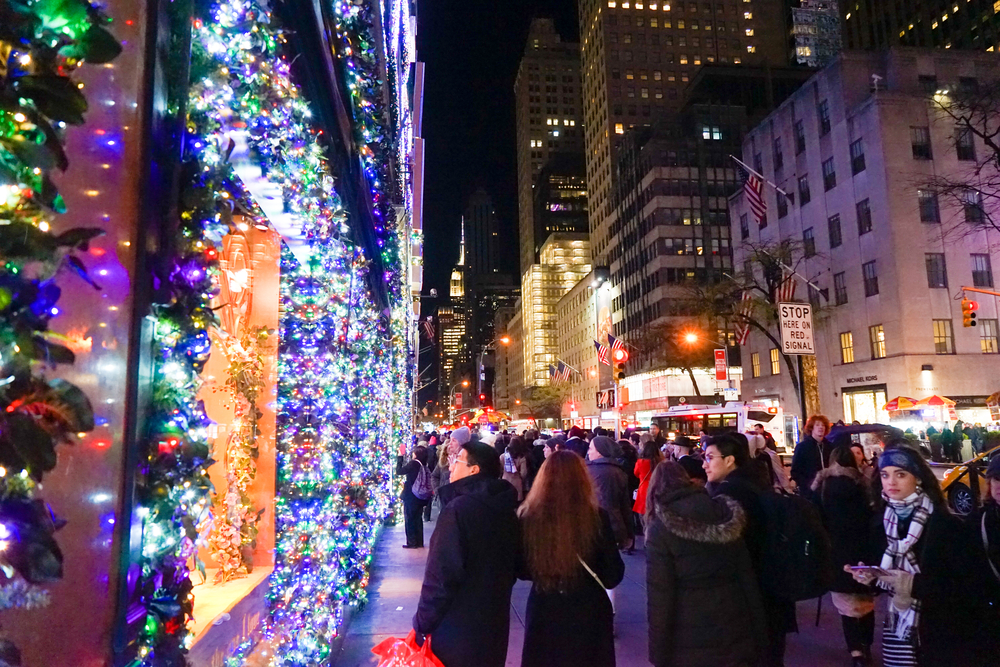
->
708 433 751 468
630 432 641 444
413 445 429 466
645 461 693 522
873 440 946 509
828 445 858 469
507 436 529 459
462 442 502 479
640 439 663 462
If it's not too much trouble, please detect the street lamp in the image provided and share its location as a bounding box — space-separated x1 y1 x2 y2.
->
449 379 469 423
478 335 511 406
681 330 734 391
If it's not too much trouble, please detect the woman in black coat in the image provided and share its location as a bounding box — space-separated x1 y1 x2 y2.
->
966 457 1000 639
850 445 994 667
646 461 766 667
397 445 429 548
704 434 796 667
812 446 874 666
517 451 625 667
790 414 833 499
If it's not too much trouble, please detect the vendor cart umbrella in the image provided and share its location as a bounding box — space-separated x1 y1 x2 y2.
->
883 396 919 411
915 395 957 407
987 391 1000 406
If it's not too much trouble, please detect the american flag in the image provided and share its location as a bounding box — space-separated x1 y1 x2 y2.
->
734 291 754 345
608 334 625 353
421 318 435 343
556 360 572 382
736 160 767 227
594 340 610 365
549 364 558 381
776 270 797 303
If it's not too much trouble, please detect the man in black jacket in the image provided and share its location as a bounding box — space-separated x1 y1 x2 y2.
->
413 442 519 667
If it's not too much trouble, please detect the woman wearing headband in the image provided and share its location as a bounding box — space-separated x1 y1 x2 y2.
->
848 444 992 666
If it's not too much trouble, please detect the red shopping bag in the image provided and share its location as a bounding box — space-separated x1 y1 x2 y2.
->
371 630 445 667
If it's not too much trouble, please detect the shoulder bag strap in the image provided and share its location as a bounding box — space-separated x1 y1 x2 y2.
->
983 513 1000 583
577 555 606 589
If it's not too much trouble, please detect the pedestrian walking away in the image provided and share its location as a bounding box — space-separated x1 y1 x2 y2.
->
587 436 635 551
848 443 994 667
516 450 625 667
412 442 520 667
397 444 431 548
813 446 875 666
645 461 766 667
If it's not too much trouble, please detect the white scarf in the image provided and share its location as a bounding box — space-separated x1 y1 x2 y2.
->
880 490 933 641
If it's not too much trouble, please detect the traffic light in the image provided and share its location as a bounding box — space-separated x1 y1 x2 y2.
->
613 347 629 382
962 297 979 327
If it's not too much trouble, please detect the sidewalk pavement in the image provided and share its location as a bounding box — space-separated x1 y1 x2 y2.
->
334 518 885 667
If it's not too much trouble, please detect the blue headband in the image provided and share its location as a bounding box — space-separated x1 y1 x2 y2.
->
878 448 923 477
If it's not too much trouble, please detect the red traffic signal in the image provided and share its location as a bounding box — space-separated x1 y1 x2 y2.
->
962 297 979 327
612 348 629 363
479 394 486 401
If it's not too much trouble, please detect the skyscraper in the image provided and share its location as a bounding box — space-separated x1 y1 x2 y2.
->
463 188 500 278
515 18 585 273
576 0 790 266
791 1 841 68
841 1 1000 51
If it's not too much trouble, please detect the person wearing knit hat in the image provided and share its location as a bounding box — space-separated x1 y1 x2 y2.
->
848 442 993 666
586 435 633 550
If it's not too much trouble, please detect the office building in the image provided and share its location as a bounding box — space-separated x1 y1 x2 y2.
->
577 0 791 267
521 234 592 387
464 188 501 279
730 48 1000 424
556 270 602 427
842 1 1000 51
533 154 590 245
515 18 586 273
437 304 468 411
492 304 519 412
791 1 841 68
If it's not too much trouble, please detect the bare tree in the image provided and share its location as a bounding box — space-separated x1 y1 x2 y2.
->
633 320 715 396
920 82 1000 236
517 383 572 423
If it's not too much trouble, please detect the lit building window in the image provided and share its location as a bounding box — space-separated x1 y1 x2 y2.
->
745 28 754 36
608 0 616 6
615 123 624 134
770 348 780 375
744 11 752 19
840 332 854 364
747 45 756 52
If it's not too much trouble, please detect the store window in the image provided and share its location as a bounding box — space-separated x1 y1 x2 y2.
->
842 386 889 424
933 318 955 354
840 331 854 363
869 324 886 359
769 348 780 375
980 319 999 354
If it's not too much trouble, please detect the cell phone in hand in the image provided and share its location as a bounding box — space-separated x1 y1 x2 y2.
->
849 565 888 576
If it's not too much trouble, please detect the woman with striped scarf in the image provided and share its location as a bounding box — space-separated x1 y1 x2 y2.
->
848 444 993 666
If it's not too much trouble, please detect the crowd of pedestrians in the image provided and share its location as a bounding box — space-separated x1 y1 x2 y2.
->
394 419 1000 667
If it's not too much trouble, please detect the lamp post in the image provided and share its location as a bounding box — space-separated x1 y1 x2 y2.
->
682 331 734 391
477 335 511 407
449 379 469 424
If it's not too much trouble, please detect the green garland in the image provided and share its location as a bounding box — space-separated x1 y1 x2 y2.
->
0 0 118 661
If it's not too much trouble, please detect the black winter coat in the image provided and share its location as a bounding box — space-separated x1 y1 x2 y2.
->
869 505 996 666
397 456 425 505
712 466 797 634
587 457 635 545
413 474 520 667
646 486 766 667
518 509 625 667
812 464 872 594
790 435 832 498
967 501 1000 605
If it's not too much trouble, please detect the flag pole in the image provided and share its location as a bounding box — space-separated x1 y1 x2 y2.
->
759 249 830 302
730 154 790 199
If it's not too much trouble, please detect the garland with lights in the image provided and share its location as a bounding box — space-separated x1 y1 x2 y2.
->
206 325 269 583
0 0 117 661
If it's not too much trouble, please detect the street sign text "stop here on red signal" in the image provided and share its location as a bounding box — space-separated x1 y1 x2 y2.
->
778 302 815 355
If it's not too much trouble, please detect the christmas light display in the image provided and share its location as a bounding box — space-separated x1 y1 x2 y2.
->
206 326 270 582
0 0 113 658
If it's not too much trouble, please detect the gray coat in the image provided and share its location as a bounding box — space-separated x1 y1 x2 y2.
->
646 486 766 667
587 457 634 545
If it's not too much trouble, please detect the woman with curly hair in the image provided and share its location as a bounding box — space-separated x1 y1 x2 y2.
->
790 413 833 499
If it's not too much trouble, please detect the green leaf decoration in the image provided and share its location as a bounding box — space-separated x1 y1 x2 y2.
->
54 226 104 249
4 412 57 480
47 378 95 432
59 24 122 64
12 76 88 125
0 135 57 171
31 0 89 34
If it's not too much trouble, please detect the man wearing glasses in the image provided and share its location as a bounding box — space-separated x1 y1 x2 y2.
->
413 442 519 667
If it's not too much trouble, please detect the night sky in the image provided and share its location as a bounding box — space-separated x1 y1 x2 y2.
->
416 0 578 300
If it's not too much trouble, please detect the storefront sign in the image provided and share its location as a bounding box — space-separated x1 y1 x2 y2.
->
596 389 616 409
778 302 815 355
846 375 879 384
714 349 728 381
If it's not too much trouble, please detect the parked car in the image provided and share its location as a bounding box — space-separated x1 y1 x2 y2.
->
933 445 1000 515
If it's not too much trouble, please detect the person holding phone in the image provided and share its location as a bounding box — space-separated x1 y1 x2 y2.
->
848 444 992 666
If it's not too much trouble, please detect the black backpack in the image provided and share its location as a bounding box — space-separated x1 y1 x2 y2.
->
758 490 834 601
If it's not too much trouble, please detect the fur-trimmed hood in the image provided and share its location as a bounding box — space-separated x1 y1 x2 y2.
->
654 486 746 544
811 462 866 491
